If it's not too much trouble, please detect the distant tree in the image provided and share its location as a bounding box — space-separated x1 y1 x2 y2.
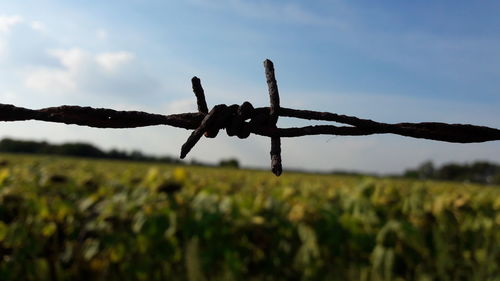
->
55 143 106 158
190 159 203 166
0 138 48 153
219 158 239 168
468 162 498 184
437 164 468 181
418 161 435 179
108 149 128 159
404 160 500 185
403 161 434 179
129 150 145 161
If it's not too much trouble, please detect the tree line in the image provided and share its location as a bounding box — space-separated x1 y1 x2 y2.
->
403 160 500 185
0 138 182 163
0 138 241 168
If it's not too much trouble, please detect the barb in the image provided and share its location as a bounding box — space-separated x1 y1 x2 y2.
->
264 59 282 176
1 60 499 176
191 76 209 114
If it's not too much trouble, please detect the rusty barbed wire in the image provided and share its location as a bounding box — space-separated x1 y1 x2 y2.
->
1 59 500 176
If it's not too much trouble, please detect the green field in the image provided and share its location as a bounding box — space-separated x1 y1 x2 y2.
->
0 154 499 281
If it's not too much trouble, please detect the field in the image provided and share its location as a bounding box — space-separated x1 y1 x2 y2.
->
0 154 499 281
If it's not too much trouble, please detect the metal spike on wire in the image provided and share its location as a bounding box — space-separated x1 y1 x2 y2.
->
264 59 282 176
1 59 500 176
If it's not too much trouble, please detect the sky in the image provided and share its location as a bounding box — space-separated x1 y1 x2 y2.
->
0 0 499 174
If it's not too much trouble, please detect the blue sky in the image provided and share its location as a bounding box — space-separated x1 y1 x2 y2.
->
1 0 499 173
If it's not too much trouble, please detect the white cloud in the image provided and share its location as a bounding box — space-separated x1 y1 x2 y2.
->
22 48 114 92
0 15 24 59
0 15 23 33
96 29 108 40
95 51 134 72
21 47 162 105
30 21 45 32
24 68 76 93
0 91 18 103
49 48 88 69
0 39 6 58
165 98 197 114
24 48 87 92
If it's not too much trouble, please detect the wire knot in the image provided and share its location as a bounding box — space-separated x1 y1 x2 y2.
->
200 102 262 140
180 101 273 157
180 60 283 176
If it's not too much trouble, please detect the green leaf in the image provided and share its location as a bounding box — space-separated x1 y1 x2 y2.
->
41 222 57 237
0 221 7 241
83 240 100 261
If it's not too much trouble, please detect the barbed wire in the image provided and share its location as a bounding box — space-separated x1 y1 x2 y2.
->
1 59 499 176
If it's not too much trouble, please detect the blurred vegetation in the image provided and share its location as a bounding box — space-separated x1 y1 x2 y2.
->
404 161 500 185
218 158 240 169
0 154 499 281
3 138 499 185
